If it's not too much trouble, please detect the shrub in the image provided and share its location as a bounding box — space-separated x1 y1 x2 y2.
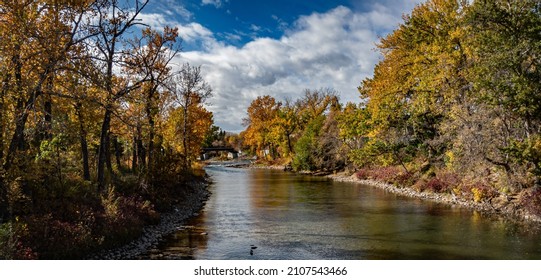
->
97 189 159 248
18 214 94 259
520 188 541 216
356 168 370 180
394 171 416 186
355 166 404 184
370 166 401 183
0 222 37 260
466 182 498 202
424 177 448 193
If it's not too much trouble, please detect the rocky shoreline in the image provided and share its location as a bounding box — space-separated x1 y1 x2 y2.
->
86 179 211 260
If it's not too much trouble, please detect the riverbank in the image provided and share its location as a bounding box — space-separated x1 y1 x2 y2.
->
248 163 541 226
327 172 541 225
87 178 211 260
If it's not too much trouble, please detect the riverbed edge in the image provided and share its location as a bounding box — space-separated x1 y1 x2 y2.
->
328 173 541 225
86 178 211 260
250 163 541 226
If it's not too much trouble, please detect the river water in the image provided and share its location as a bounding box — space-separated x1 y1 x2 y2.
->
146 165 541 259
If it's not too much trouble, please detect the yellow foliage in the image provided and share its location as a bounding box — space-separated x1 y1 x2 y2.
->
445 150 455 169
471 187 483 203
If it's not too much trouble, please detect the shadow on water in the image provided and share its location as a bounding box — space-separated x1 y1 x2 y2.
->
142 166 541 260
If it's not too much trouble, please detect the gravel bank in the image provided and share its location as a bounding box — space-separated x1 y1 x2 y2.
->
86 179 211 260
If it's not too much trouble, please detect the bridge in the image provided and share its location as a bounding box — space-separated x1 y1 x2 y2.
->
200 146 239 160
201 147 237 153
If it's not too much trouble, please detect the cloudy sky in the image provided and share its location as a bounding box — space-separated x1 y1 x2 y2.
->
141 0 423 132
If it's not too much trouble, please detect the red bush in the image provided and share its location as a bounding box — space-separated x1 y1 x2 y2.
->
356 166 402 183
356 168 370 180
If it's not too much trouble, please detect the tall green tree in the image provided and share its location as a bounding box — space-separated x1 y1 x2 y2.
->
467 0 541 182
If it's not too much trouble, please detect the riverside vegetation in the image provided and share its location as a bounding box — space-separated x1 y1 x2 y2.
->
240 0 541 223
0 0 214 259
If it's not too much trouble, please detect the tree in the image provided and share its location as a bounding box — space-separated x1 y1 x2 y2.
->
0 0 95 222
466 0 541 183
0 0 94 170
359 0 468 169
168 63 213 168
242 95 281 159
125 26 180 175
272 99 299 157
86 0 149 190
336 102 372 168
296 88 338 127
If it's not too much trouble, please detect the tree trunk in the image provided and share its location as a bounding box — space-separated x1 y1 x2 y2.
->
286 132 293 156
146 95 155 173
4 51 25 170
40 76 54 141
5 104 31 170
105 132 113 178
4 50 47 170
97 108 112 191
113 135 122 170
74 102 90 181
136 125 146 170
0 75 7 222
43 94 52 139
0 178 8 223
0 73 9 163
182 106 188 169
132 134 138 172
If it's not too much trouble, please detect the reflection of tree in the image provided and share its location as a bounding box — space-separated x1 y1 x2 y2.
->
150 214 209 260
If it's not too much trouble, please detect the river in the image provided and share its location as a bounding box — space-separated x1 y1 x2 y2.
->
142 164 541 259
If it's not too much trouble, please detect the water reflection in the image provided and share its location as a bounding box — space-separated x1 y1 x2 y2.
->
144 167 541 259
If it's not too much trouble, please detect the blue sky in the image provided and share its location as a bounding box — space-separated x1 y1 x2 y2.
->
140 0 423 132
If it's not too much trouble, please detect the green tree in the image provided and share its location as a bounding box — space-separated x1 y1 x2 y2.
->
467 0 541 183
292 116 325 171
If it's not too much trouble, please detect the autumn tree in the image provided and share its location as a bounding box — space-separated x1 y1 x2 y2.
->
85 0 149 190
0 0 94 170
0 0 219 258
242 95 281 159
0 0 95 222
272 99 299 157
168 63 213 169
359 0 469 171
124 26 180 175
296 88 338 127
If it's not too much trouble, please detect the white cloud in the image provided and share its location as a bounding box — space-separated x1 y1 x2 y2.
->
170 1 421 132
201 0 225 8
138 13 220 51
138 13 178 29
249 24 261 32
154 0 193 20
